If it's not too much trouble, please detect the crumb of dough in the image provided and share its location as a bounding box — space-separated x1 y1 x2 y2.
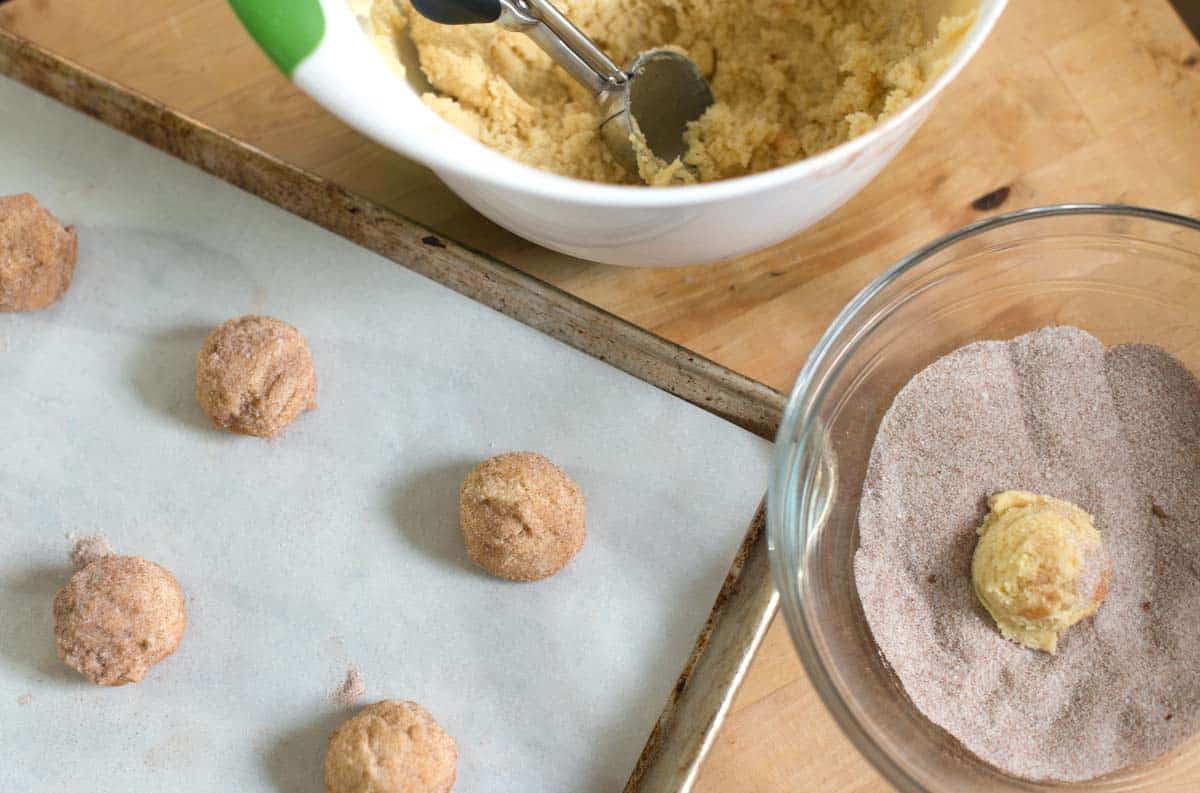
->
459 451 586 581
52 555 188 686
195 315 317 438
16 693 32 706
0 193 77 311
69 534 113 570
324 700 457 793
332 667 366 706
972 491 1111 654
363 0 977 185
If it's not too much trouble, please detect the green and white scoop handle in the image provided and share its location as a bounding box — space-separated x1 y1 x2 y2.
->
229 0 712 176
227 0 457 165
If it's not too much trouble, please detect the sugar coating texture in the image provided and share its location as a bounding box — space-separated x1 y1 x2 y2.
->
324 700 457 793
332 667 366 707
196 315 317 438
53 555 188 686
855 326 1200 781
362 0 976 185
69 534 113 570
459 451 586 581
0 193 77 312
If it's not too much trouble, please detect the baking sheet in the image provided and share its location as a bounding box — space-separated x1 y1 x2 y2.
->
0 76 770 792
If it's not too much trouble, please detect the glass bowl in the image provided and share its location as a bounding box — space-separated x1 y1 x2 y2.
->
767 205 1200 792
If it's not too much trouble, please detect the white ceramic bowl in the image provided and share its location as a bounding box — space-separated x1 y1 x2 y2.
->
230 0 1006 266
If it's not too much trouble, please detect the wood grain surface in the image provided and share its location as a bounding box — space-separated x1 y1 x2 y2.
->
3 0 1198 789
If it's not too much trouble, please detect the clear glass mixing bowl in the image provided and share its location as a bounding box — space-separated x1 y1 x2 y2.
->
768 205 1200 792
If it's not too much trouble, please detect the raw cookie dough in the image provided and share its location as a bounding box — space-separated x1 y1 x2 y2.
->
459 451 585 581
52 555 188 686
973 490 1112 654
362 0 976 184
0 193 77 311
196 315 317 438
324 700 457 793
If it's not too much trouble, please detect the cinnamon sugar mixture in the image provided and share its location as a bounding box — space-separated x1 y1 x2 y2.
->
855 327 1200 781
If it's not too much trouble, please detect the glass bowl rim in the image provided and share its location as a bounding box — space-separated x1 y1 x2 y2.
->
765 203 1200 793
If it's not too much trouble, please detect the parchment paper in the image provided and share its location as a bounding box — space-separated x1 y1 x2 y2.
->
0 77 770 792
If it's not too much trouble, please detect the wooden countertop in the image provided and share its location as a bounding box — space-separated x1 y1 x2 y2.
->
3 0 1198 789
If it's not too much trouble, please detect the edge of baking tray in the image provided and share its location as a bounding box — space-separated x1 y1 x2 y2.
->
0 28 785 793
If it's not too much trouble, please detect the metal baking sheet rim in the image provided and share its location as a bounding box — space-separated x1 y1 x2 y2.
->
0 28 785 793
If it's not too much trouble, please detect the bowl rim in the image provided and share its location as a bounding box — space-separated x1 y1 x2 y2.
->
304 0 1007 207
766 203 1200 793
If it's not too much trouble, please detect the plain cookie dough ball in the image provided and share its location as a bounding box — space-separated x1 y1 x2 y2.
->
0 193 77 312
52 555 188 686
972 490 1111 654
196 315 317 438
324 700 457 793
459 451 586 581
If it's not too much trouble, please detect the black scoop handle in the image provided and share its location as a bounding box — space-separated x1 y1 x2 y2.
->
410 0 501 25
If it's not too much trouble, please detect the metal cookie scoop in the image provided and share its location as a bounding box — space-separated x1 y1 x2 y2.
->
410 0 714 176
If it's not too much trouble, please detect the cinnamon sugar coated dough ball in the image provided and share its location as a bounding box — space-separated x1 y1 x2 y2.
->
459 451 585 581
52 555 187 686
324 700 457 793
0 193 77 312
972 490 1111 654
196 315 317 437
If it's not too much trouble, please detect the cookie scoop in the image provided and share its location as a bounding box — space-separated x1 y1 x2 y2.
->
409 0 713 176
